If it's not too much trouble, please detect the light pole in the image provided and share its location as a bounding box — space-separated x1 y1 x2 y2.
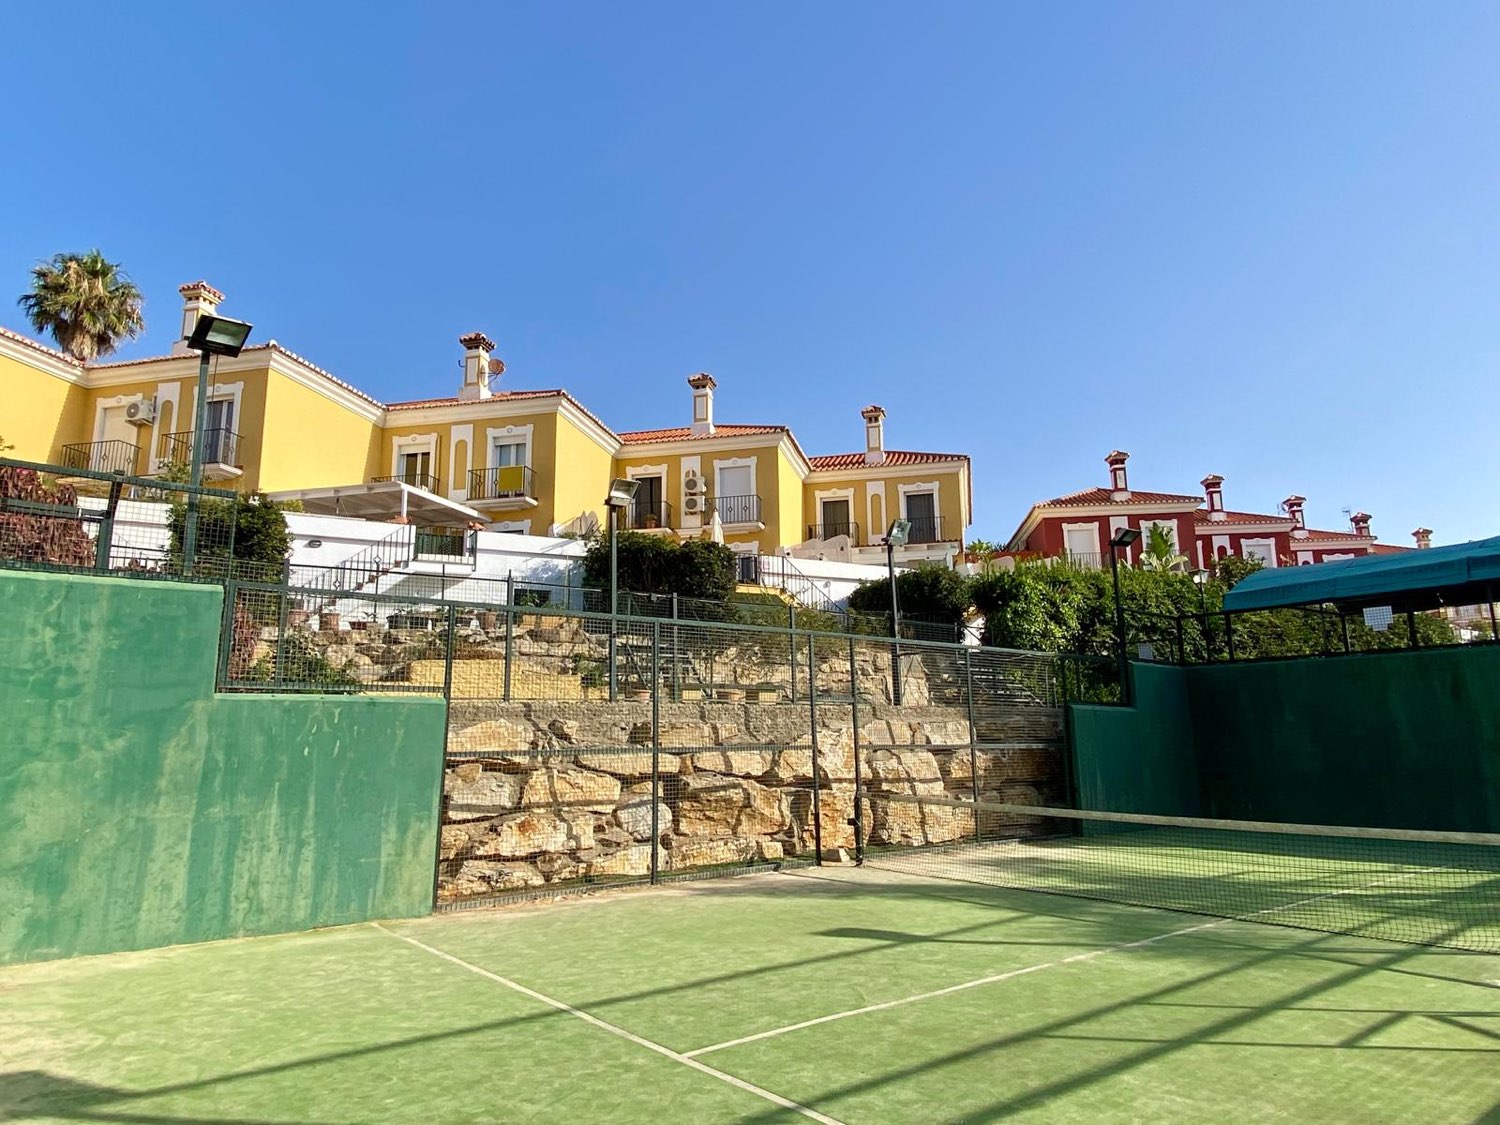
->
883 518 911 705
602 478 639 702
1109 527 1141 702
1190 567 1210 661
183 312 253 574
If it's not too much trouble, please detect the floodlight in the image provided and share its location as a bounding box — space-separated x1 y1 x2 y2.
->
604 478 640 508
1110 527 1141 549
187 313 254 357
1190 568 1209 586
885 518 912 547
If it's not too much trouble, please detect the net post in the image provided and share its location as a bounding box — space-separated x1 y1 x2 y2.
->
218 577 238 688
807 632 823 864
847 634 864 864
1406 609 1419 649
650 619 661 885
964 647 981 842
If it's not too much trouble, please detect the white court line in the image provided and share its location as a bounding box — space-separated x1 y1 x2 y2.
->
685 867 1434 1059
372 923 845 1125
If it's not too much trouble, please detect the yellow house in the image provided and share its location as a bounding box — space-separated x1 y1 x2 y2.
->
3 280 972 563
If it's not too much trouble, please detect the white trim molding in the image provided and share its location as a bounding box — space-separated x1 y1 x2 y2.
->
1061 521 1102 560
1241 538 1278 566
484 424 533 469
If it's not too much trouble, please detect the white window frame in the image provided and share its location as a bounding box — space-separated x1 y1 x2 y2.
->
897 480 940 520
485 424 532 469
814 486 855 536
1061 521 1101 562
1241 538 1278 566
712 456 757 500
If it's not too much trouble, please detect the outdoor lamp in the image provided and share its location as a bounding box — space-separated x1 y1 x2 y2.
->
604 478 639 508
187 313 254 358
884 518 912 547
1108 526 1141 703
883 518 912 703
601 478 639 703
1109 527 1141 550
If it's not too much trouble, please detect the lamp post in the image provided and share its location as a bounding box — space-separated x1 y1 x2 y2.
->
183 313 253 574
1190 567 1210 661
1109 527 1141 702
883 518 911 705
602 478 640 702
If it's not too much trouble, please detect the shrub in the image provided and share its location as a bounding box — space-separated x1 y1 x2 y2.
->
167 490 292 578
581 531 737 601
0 465 96 568
847 563 971 625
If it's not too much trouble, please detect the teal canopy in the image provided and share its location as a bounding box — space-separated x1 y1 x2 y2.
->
1221 535 1500 613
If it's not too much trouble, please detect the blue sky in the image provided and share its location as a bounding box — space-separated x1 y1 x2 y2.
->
2 3 1497 544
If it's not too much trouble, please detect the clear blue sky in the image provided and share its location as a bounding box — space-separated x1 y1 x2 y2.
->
3 3 1497 544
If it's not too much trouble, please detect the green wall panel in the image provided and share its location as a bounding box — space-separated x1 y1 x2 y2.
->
1070 663 1201 822
0 571 447 965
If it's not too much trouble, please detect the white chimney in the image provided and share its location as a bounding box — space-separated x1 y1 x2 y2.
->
1413 527 1432 549
459 332 496 401
862 404 887 465
1283 495 1307 532
688 372 716 436
1202 475 1226 521
1351 511 1373 538
171 281 225 356
1106 451 1130 500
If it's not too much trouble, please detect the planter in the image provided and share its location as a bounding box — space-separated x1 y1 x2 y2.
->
622 688 651 702
288 608 310 628
319 611 341 632
477 610 499 632
350 620 371 632
716 687 746 703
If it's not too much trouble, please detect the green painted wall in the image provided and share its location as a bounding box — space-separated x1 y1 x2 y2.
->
1069 648 1500 833
1070 663 1201 822
0 571 447 965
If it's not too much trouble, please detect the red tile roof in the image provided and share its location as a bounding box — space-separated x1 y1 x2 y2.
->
1370 543 1414 555
1191 509 1294 528
1039 487 1203 507
0 324 84 367
618 424 789 444
1300 527 1372 542
808 450 969 472
385 389 567 410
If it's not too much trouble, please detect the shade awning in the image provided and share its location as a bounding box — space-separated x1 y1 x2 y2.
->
1222 535 1500 613
266 480 484 529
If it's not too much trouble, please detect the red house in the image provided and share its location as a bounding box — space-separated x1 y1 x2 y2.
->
1005 451 1420 569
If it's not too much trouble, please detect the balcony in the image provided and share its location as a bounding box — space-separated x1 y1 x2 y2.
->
627 501 674 531
714 494 763 526
468 465 537 508
905 515 950 544
372 472 440 493
61 440 140 477
158 429 241 480
808 520 861 545
414 526 477 563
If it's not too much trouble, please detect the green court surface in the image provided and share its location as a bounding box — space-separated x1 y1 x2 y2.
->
2 868 1497 1124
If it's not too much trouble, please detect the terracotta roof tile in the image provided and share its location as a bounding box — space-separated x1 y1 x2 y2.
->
1039 486 1203 507
1191 509 1295 528
618 424 788 444
1299 527 1372 542
385 389 566 410
0 324 84 367
808 450 969 471
1370 542 1414 555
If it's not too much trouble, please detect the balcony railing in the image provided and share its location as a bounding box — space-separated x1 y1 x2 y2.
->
627 501 674 531
61 440 139 476
808 520 861 544
372 472 441 493
714 494 762 524
905 514 948 544
159 428 239 467
468 465 535 502
415 526 478 562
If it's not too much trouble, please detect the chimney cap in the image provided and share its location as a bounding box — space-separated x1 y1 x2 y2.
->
1201 474 1224 487
178 280 225 303
1282 494 1306 505
1105 449 1129 465
687 372 717 390
459 331 496 352
861 404 887 421
1413 526 1433 536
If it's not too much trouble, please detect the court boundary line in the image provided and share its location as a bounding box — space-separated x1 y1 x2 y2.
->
684 866 1436 1059
372 922 845 1125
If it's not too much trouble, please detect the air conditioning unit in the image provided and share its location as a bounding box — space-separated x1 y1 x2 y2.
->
683 469 705 494
683 493 706 516
125 398 157 425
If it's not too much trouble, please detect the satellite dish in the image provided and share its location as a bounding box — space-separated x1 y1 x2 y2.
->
487 358 506 376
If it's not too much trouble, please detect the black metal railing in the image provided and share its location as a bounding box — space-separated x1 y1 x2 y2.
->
714 494 762 524
372 472 441 493
159 428 239 467
414 526 478 562
468 465 535 502
60 440 139 476
906 514 947 544
808 520 860 544
627 501 674 531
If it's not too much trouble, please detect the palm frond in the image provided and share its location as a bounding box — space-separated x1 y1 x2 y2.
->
16 249 146 361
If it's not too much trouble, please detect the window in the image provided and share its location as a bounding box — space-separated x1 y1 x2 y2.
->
1242 541 1276 565
632 475 664 528
398 450 431 485
904 492 938 542
204 399 235 463
492 440 527 467
820 499 852 538
1064 526 1099 563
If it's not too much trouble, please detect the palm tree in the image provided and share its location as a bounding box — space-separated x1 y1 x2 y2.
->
17 250 145 362
1140 525 1189 573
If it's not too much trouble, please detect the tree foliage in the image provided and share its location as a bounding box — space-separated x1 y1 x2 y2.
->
581 531 737 601
167 490 293 578
0 465 96 568
17 250 145 361
847 563 971 625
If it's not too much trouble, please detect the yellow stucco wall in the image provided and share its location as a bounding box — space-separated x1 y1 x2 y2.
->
803 466 968 547
1 352 88 462
259 371 380 492
550 415 614 535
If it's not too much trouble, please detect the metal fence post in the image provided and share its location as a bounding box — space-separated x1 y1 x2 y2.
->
847 634 864 864
964 647 981 842
217 577 238 688
788 603 798 704
650 620 662 885
502 603 515 702
1225 612 1237 663
442 604 457 700
806 632 823 865
671 594 681 703
94 476 123 572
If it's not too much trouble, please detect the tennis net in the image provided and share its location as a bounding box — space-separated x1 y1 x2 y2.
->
861 796 1500 953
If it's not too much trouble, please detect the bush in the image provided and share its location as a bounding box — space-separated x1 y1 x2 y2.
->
847 563 972 625
581 531 737 602
167 490 292 578
0 465 95 568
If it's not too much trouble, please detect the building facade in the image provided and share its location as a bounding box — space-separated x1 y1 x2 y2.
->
1006 451 1421 569
2 281 972 567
